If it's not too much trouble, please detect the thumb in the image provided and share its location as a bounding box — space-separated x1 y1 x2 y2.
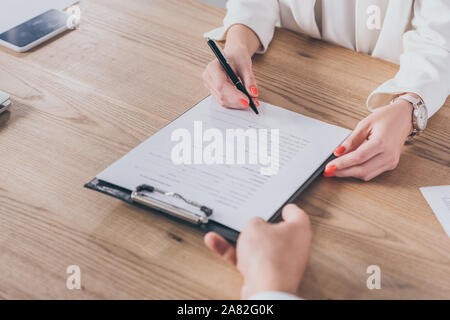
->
334 120 371 157
204 232 237 265
238 66 258 98
281 204 309 224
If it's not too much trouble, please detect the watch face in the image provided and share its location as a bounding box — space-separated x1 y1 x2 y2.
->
416 106 428 130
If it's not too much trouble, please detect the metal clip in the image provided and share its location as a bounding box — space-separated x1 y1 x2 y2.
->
130 184 212 224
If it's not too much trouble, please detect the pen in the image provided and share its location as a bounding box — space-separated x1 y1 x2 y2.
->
206 39 259 115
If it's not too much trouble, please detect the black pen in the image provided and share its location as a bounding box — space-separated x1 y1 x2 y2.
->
206 39 259 115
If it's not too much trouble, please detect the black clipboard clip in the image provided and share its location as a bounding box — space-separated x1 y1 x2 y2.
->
131 184 213 225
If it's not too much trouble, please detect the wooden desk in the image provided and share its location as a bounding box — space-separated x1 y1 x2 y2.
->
0 0 449 299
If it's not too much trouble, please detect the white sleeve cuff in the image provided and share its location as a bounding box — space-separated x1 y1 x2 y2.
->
249 291 302 300
366 81 426 113
366 0 450 118
366 69 447 119
203 0 280 54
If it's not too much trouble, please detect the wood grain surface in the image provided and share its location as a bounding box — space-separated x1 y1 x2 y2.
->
0 0 449 299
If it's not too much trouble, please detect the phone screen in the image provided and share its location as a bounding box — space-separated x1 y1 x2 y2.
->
0 9 67 48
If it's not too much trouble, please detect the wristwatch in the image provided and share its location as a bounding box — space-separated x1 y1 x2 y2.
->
392 94 428 140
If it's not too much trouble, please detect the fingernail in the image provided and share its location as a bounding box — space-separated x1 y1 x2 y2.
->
250 86 258 96
323 165 336 177
255 100 260 107
334 146 346 156
239 99 249 107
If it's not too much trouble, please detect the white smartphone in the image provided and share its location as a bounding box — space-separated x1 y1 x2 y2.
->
0 9 71 53
0 101 10 114
0 90 11 114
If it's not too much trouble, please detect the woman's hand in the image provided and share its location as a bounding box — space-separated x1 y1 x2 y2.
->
204 204 311 299
324 99 414 181
202 24 261 110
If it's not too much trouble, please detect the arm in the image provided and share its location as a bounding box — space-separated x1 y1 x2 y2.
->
202 0 279 110
325 0 450 181
204 0 280 54
367 0 450 117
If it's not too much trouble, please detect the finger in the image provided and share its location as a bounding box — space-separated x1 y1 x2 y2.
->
334 153 393 181
206 60 231 88
206 60 249 106
205 69 249 110
221 83 253 110
205 82 230 110
203 70 224 102
245 216 266 229
204 232 237 265
326 138 381 174
281 204 309 224
204 80 223 104
334 120 371 157
237 66 258 98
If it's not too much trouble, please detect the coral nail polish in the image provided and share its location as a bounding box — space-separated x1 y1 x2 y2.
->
255 100 260 107
239 99 249 107
323 165 336 177
334 146 346 156
250 86 258 96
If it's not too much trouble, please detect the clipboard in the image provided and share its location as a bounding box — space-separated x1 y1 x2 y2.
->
84 153 336 244
84 95 350 244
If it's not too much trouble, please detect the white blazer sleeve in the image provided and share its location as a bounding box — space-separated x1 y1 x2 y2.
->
249 291 302 300
367 0 450 118
203 0 280 54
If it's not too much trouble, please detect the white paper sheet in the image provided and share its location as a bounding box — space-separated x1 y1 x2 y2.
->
420 185 450 238
0 0 78 33
97 96 351 231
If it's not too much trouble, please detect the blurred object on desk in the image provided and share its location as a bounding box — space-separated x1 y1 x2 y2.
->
0 90 10 113
0 0 78 33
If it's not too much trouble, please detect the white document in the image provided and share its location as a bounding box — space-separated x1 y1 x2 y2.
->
97 96 351 231
420 185 450 238
0 0 78 33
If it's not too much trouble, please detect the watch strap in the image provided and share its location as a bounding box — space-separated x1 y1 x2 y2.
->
395 94 422 106
391 94 426 143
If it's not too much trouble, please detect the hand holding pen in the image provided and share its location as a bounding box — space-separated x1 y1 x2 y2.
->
204 39 260 114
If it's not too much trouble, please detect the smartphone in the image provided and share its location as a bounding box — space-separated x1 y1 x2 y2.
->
0 90 10 114
0 9 70 52
0 102 10 114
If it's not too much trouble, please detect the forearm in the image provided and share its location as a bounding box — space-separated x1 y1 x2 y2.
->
367 0 450 118
224 24 262 57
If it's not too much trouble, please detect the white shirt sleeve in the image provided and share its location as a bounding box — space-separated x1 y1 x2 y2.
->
367 0 450 118
203 0 280 54
249 291 302 300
